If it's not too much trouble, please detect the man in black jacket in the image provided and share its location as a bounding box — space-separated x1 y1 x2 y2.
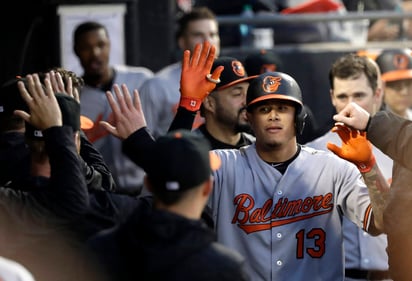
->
88 128 249 281
0 73 106 281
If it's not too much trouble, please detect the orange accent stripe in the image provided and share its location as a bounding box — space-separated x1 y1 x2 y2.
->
80 115 94 130
363 204 372 231
248 94 303 107
381 69 412 82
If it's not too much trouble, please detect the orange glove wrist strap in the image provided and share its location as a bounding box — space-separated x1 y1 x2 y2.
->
357 154 376 173
179 96 202 112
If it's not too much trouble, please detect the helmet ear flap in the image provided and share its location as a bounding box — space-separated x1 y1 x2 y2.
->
296 106 307 135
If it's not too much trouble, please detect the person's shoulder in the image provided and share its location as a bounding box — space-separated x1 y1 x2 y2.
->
155 62 182 72
209 242 245 263
155 62 181 76
304 130 333 150
139 63 181 94
240 132 256 144
301 145 341 162
88 196 151 246
204 242 249 280
301 145 326 155
301 145 359 171
114 64 154 78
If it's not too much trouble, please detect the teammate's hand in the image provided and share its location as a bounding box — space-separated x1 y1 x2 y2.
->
100 83 147 140
14 73 63 130
333 102 370 131
326 124 376 173
179 41 224 112
47 70 80 103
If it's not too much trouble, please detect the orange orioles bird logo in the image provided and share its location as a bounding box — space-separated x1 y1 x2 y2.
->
262 76 282 93
392 54 410 70
232 60 246 77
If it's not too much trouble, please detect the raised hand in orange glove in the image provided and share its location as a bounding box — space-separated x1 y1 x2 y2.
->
327 124 376 173
179 41 224 112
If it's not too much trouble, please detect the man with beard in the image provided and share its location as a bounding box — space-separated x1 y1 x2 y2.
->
169 55 257 149
95 42 389 280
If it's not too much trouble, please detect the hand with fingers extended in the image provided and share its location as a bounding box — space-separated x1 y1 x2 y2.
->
327 124 376 173
179 41 224 112
99 83 147 140
47 70 80 103
14 73 63 130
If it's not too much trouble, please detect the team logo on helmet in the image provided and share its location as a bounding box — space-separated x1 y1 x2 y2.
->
392 54 410 70
232 60 245 77
262 76 281 93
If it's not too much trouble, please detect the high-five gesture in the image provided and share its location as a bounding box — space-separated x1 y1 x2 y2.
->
47 70 80 103
14 74 62 130
179 41 224 112
327 124 375 173
99 84 146 140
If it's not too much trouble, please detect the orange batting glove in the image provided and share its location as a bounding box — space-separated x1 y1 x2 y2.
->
179 41 224 112
327 124 376 173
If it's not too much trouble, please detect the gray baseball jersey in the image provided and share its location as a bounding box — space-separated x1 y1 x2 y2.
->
306 130 392 276
80 65 153 192
210 144 373 281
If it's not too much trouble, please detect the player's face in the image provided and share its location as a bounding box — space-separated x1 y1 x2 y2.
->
247 100 296 151
384 79 412 117
74 28 110 78
331 72 381 115
178 19 220 57
211 82 250 132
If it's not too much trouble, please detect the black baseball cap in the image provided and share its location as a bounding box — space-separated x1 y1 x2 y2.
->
25 93 87 139
244 49 283 76
145 129 221 192
0 77 29 115
375 49 412 82
212 57 257 91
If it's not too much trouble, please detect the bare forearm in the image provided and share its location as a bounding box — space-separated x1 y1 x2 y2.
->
362 163 390 234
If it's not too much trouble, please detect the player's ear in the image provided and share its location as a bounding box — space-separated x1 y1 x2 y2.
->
203 94 216 113
330 89 337 108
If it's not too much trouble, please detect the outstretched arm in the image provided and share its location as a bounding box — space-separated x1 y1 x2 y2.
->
12 73 88 219
98 82 156 169
99 83 147 140
168 41 223 132
327 124 389 234
99 42 223 169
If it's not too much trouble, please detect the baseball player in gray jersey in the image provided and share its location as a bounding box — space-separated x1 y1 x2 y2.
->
138 7 220 138
73 21 153 194
98 43 390 281
306 54 393 281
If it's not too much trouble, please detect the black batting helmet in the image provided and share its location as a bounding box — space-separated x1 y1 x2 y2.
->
246 71 306 134
375 49 412 82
